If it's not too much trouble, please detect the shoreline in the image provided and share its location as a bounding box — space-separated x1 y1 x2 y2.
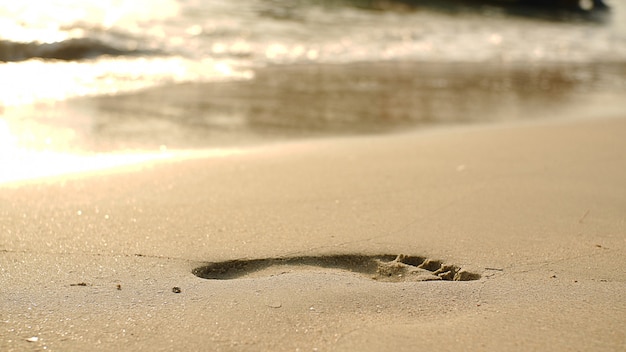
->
3 106 625 188
3 60 624 154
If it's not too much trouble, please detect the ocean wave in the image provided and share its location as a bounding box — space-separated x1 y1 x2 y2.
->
0 37 155 62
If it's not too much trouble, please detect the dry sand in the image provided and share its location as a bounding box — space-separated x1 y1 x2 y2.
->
1 116 625 351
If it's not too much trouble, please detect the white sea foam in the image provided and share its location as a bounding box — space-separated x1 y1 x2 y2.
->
1 0 624 105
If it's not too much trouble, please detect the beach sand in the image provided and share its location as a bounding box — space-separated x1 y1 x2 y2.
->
1 115 625 351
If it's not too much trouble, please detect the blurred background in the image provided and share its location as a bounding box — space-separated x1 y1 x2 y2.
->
1 0 625 159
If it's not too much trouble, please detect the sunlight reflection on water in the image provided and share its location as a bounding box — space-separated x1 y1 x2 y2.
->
0 58 254 106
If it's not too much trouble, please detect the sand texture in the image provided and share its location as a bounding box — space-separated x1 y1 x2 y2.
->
1 116 625 351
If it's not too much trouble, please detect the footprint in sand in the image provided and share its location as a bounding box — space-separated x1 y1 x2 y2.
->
192 254 480 282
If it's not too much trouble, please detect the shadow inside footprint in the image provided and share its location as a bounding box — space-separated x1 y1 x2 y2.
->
192 254 480 282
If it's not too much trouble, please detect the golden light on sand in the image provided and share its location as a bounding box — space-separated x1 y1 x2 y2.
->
0 117 243 185
0 149 170 185
0 145 242 186
0 118 165 183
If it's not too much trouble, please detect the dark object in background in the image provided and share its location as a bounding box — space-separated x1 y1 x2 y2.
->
390 0 610 11
355 0 611 21
0 38 154 62
510 0 609 11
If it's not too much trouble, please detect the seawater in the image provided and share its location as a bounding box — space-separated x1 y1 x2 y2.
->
1 0 626 181
2 1 625 104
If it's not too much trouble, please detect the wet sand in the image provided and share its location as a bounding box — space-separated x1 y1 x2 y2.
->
11 61 625 152
1 114 625 351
